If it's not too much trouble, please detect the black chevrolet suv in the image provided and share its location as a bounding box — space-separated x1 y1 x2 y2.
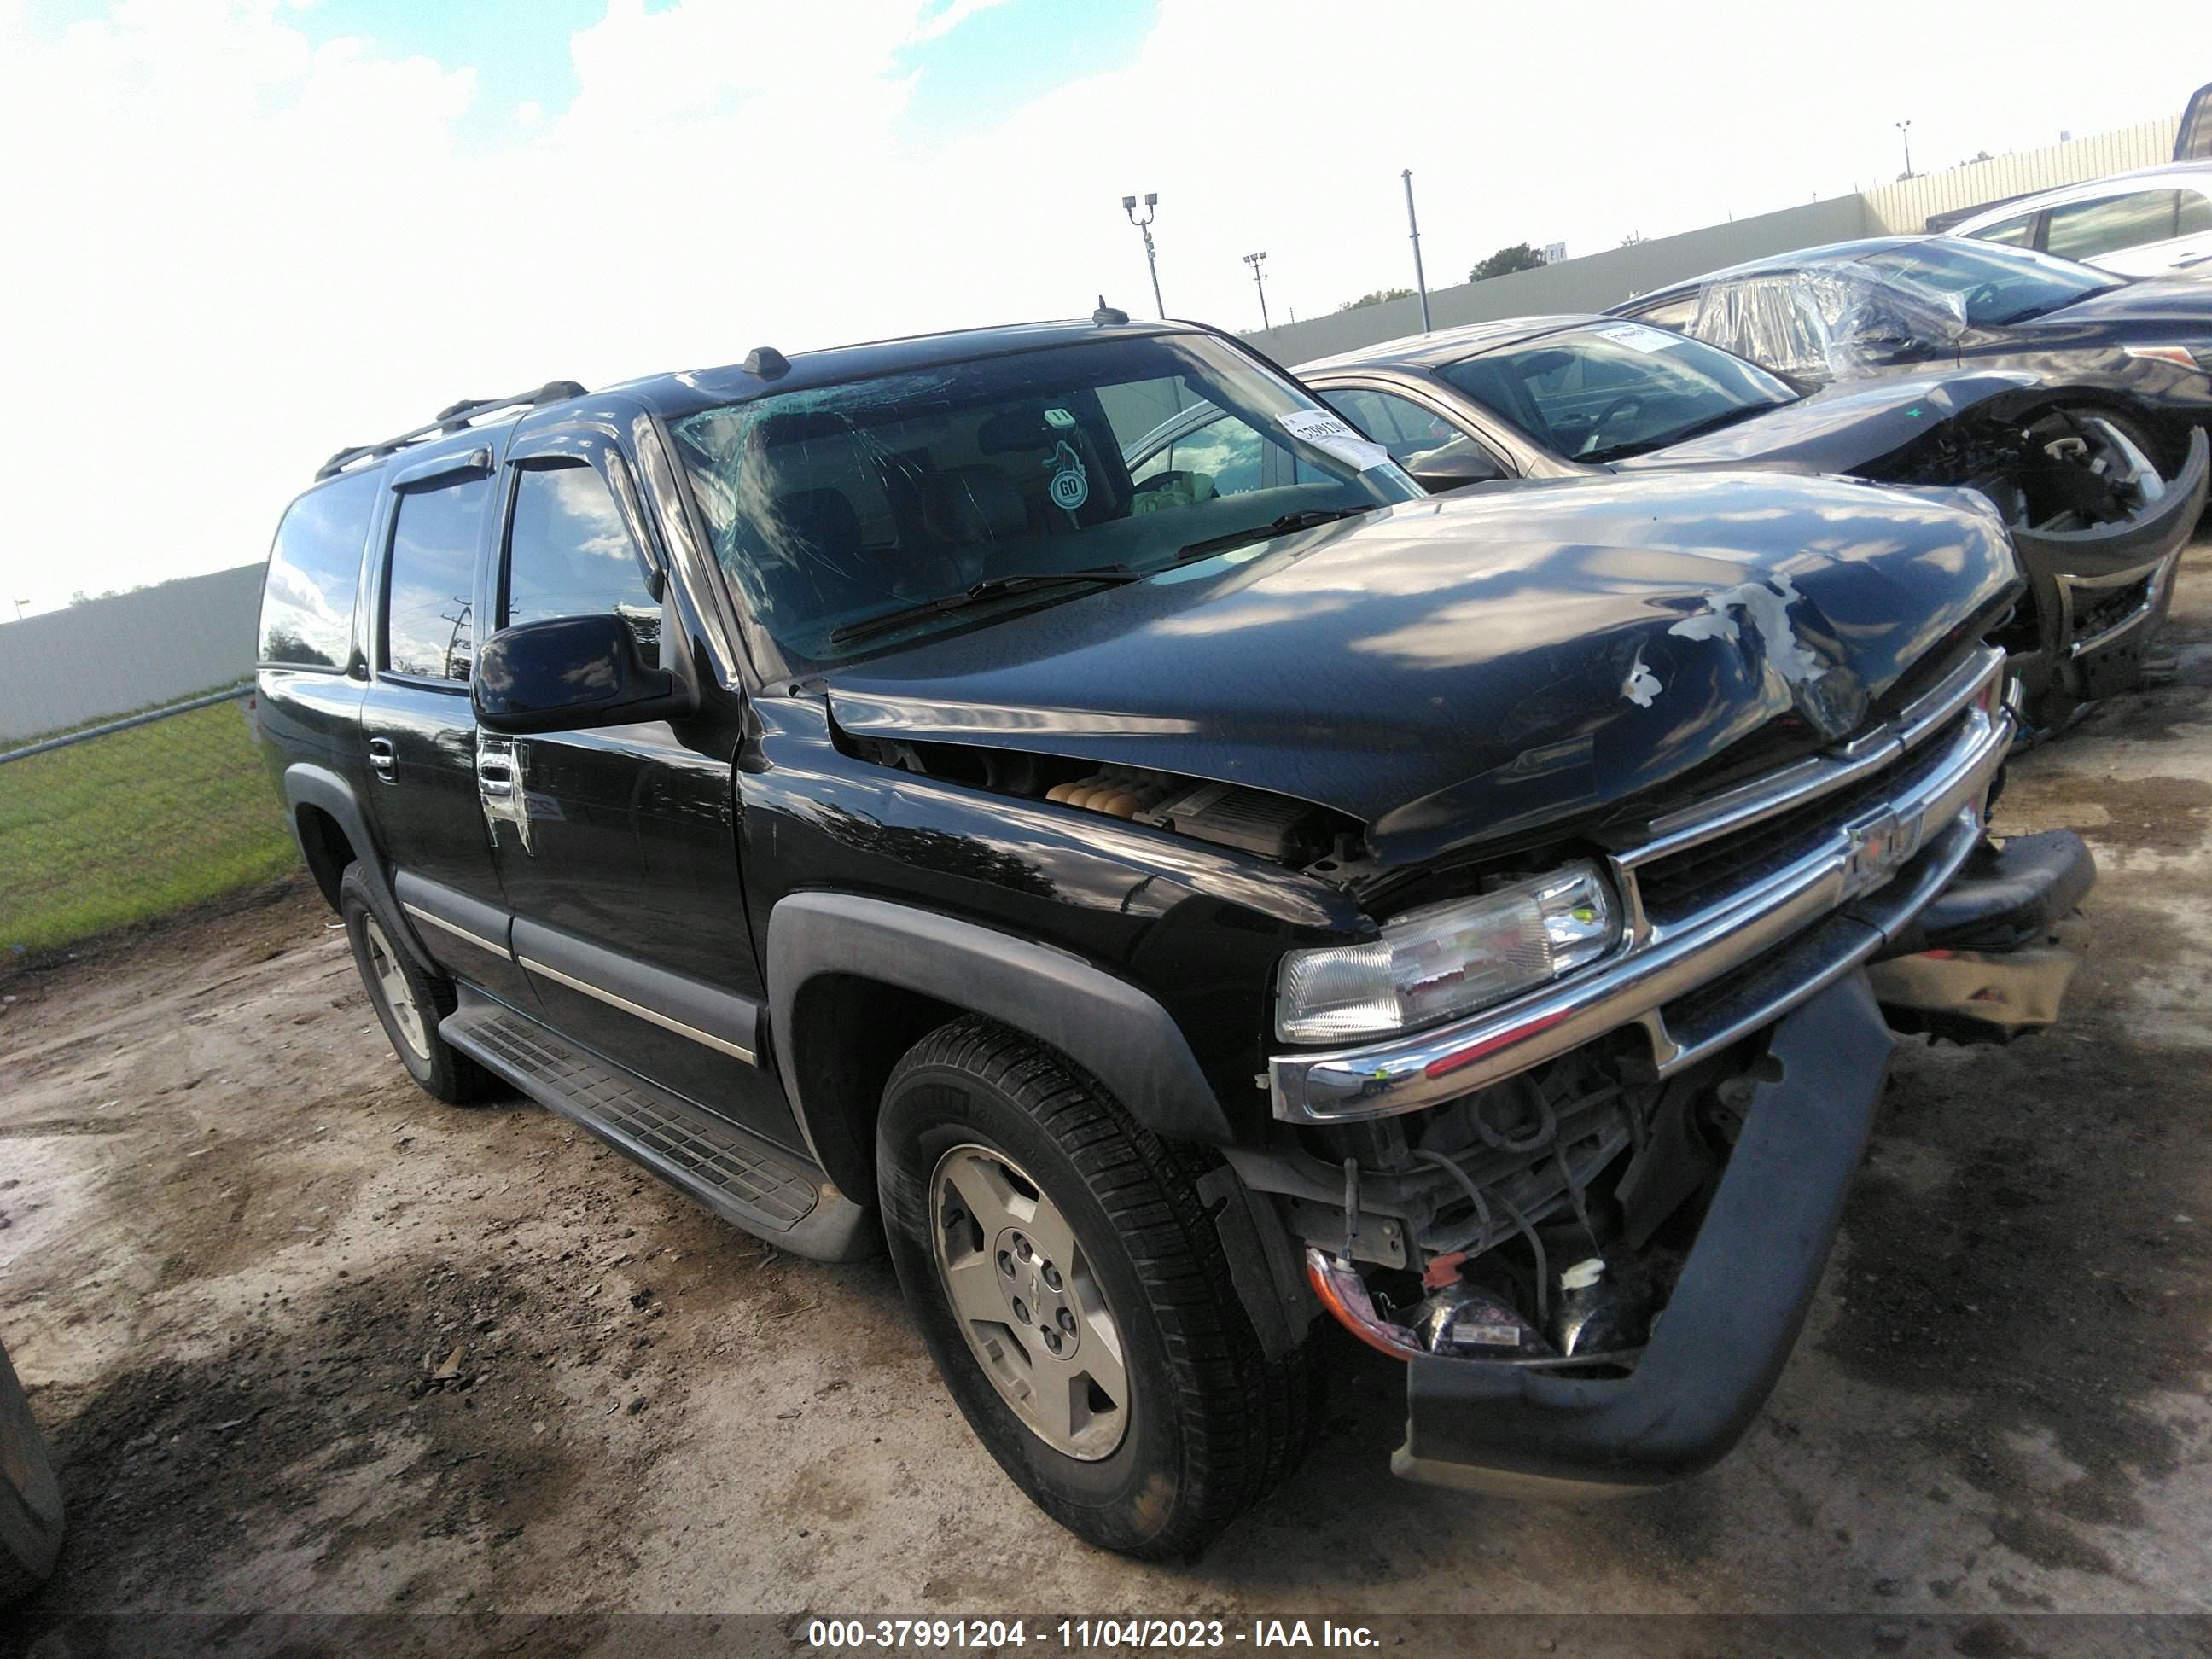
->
256 314 2093 1556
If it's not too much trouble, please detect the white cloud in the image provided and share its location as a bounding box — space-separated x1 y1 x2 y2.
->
0 0 2204 614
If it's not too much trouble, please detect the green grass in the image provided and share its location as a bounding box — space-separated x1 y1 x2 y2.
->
0 699 300 954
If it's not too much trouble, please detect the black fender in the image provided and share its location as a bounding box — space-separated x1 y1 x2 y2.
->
764 892 1235 1183
280 761 432 972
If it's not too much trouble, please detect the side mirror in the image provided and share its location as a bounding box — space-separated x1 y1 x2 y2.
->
1408 449 1508 493
473 614 694 735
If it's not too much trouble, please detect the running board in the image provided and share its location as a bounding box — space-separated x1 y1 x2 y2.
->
441 996 878 1262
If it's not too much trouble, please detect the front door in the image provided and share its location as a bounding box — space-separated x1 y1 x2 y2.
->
481 427 799 1151
359 442 533 1004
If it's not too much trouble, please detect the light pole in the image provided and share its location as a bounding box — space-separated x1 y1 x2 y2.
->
1895 119 1913 178
1401 169 1432 335
1121 193 1164 318
1243 251 1271 332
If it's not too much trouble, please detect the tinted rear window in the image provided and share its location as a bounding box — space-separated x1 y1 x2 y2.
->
261 471 379 667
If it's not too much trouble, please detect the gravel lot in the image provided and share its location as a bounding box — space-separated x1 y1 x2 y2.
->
4 542 2210 1639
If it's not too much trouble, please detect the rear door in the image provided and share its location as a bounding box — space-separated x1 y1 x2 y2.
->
358 438 533 1004
481 420 798 1150
2043 186 2212 276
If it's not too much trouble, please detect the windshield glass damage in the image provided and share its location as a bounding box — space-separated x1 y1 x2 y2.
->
670 335 1423 665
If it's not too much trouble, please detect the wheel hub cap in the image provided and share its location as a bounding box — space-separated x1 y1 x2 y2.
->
929 1144 1129 1460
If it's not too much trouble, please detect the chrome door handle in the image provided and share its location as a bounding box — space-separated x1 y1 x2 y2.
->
476 760 514 798
367 736 395 779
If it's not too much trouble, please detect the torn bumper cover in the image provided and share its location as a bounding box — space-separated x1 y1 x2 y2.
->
1389 830 2096 1498
1393 971 1892 1499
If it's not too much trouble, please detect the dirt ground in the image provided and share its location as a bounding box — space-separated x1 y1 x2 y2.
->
5 548 2212 1644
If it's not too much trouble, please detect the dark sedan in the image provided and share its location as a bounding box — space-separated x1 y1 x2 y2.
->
1605 236 2212 446
1271 315 2208 729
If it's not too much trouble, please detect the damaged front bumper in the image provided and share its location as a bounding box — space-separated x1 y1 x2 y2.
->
2007 425 2209 714
1391 970 1892 1498
1382 830 2096 1497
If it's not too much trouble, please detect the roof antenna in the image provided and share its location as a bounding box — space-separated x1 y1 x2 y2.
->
743 346 791 380
1092 295 1129 326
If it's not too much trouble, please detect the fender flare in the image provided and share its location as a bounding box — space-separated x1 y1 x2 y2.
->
765 891 1235 1156
281 761 429 970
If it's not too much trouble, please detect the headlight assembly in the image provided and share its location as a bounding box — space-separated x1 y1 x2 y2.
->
1274 862 1621 1043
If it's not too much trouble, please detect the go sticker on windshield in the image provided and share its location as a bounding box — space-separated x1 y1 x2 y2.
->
1589 322 1685 353
1045 439 1090 511
1278 408 1391 472
1044 407 1077 429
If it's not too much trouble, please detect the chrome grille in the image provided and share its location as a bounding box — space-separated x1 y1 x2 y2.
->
1270 644 2013 1125
1631 709 1972 927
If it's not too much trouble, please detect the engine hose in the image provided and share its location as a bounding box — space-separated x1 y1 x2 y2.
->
1470 1076 1557 1155
1412 1147 1493 1244
1491 1189 1550 1327
1415 1147 1548 1326
1552 1140 1602 1254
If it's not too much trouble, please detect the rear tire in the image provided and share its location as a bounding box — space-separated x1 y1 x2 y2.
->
339 865 493 1106
876 1017 1320 1558
0 1338 63 1606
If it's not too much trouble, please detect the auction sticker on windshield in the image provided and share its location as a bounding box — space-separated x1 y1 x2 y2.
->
1278 408 1391 471
1589 322 1687 353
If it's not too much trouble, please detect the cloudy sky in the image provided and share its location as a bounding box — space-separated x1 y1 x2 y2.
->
1 0 2206 616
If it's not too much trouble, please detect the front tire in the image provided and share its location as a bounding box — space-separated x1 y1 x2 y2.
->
339 865 492 1106
876 1018 1318 1558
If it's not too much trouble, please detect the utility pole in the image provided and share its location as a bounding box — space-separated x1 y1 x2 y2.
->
1401 169 1432 335
1121 194 1164 318
1243 251 1271 332
1895 119 1913 178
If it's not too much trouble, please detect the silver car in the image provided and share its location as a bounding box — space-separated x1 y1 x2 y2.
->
1948 161 2212 280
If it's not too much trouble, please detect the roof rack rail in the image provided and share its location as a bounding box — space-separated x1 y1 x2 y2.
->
315 379 588 480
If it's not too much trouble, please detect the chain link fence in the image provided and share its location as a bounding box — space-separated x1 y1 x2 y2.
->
0 684 300 960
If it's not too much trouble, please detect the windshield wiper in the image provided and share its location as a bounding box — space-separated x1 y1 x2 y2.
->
828 567 1143 644
1174 506 1376 563
1593 403 1774 460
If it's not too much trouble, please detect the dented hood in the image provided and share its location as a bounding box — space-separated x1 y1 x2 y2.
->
1613 369 2048 474
824 471 2020 865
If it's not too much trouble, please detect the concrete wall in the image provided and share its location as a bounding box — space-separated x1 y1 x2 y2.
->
0 563 264 743
1245 111 2182 370
1244 196 1875 368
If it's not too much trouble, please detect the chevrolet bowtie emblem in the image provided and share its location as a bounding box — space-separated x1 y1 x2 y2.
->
1842 803 1927 899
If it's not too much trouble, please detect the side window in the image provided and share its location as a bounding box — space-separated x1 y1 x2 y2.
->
1972 212 2040 248
1322 387 1465 466
2046 190 2184 261
2179 189 2212 237
383 474 489 683
1127 412 1268 499
503 462 661 668
261 470 379 667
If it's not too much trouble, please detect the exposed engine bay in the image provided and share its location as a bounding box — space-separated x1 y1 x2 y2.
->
1870 402 2169 533
1261 1039 1763 1372
838 731 1364 865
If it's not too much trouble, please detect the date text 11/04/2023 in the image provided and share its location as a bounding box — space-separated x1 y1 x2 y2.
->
806 1619 1382 1650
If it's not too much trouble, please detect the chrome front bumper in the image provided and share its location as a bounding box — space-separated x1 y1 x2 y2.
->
1269 647 2013 1124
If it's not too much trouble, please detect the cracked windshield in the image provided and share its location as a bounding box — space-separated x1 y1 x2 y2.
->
670 332 1423 664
